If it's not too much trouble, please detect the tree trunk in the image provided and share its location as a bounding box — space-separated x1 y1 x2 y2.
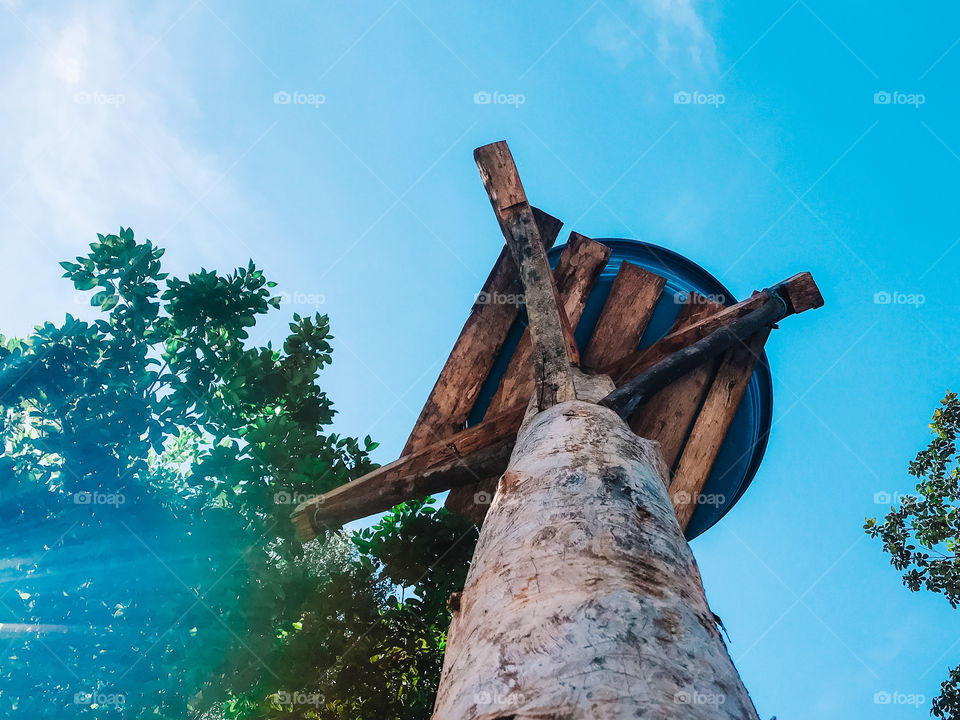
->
431 400 759 720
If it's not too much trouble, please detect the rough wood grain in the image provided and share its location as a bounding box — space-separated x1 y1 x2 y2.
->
601 290 786 420
475 141 579 411
402 207 562 456
485 232 610 416
292 406 525 540
670 329 771 531
603 272 821 385
777 271 823 313
432 401 760 720
582 261 666 370
630 295 724 471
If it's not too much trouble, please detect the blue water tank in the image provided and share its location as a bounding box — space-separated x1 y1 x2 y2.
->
466 238 773 541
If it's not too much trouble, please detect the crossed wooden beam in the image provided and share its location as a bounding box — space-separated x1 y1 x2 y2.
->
292 141 823 542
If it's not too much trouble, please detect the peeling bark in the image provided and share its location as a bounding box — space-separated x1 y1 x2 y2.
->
432 401 759 720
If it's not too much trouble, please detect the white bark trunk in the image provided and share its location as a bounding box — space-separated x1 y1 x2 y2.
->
432 400 759 720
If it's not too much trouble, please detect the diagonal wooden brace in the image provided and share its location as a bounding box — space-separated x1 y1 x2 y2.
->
474 141 580 413
599 272 822 383
600 288 790 419
291 269 822 540
402 207 563 456
292 406 525 541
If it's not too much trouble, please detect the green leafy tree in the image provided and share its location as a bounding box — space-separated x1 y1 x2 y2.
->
0 229 476 719
866 391 960 719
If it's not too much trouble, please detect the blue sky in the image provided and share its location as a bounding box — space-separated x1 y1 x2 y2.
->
1 1 959 717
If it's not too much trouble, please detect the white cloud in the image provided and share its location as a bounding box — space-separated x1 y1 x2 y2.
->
589 0 717 74
0 1 256 336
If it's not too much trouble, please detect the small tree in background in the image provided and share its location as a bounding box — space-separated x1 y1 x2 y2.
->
866 391 960 719
0 229 474 719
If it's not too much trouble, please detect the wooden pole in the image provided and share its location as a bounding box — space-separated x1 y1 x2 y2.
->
431 402 760 719
431 142 761 719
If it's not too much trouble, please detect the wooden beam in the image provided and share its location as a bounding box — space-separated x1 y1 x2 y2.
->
292 406 526 540
601 290 787 419
670 329 771 530
582 261 666 370
446 232 610 520
603 272 822 385
402 207 562 455
475 141 579 411
630 295 723 470
485 232 610 416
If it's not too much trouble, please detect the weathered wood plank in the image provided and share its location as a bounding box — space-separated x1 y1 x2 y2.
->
402 207 562 456
603 272 822 385
293 406 526 540
630 295 724 470
485 232 610 416
601 290 787 420
582 261 665 371
446 233 610 521
669 329 771 530
475 141 579 410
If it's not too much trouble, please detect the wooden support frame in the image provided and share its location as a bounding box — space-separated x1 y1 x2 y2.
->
291 269 820 540
401 207 563 456
292 406 525 540
582 261 665 370
290 140 824 544
485 232 610 415
630 295 725 472
600 272 822 382
600 288 791 419
670 329 771 530
446 231 611 519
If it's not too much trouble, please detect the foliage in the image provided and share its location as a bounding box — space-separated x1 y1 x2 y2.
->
866 391 960 719
0 229 476 719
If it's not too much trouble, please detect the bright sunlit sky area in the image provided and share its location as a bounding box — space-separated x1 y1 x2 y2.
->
2 1 959 717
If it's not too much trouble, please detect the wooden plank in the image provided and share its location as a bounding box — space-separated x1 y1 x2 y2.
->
582 261 665 371
445 233 610 521
669 329 771 531
401 206 562 456
447 474 499 525
293 405 526 540
484 232 610 416
602 289 785 420
630 295 724 470
475 141 579 410
602 272 822 385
